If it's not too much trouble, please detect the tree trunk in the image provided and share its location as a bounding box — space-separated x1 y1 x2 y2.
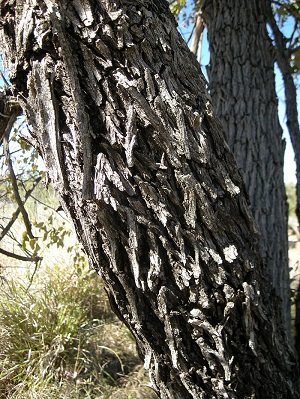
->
266 0 300 238
202 0 290 336
0 1 299 397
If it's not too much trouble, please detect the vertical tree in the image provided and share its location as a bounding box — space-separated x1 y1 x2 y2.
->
202 0 290 334
0 1 299 397
267 0 300 224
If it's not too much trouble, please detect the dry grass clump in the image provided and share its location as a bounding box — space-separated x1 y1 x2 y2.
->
0 263 155 399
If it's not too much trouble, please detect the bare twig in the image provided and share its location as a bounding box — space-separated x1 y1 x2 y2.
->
25 260 41 292
2 114 35 239
0 111 10 118
190 13 204 57
0 247 42 262
0 70 10 87
0 175 42 241
287 20 298 50
186 21 196 45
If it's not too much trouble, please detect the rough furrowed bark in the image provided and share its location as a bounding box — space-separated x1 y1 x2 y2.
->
202 0 290 336
0 87 22 144
266 1 300 239
0 1 299 398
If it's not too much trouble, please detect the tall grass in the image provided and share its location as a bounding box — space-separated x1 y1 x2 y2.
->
0 263 154 399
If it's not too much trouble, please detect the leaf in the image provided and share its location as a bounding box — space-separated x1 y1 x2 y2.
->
29 238 36 249
34 222 45 229
277 4 288 17
170 0 188 17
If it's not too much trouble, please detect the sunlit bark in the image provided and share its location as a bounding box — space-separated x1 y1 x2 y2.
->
0 1 299 397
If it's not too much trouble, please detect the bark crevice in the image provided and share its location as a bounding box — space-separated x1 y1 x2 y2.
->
0 1 299 398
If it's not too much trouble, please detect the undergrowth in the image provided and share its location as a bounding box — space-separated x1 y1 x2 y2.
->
0 263 155 399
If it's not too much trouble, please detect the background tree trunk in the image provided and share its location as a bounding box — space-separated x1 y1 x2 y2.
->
266 0 300 236
0 1 299 397
202 0 290 336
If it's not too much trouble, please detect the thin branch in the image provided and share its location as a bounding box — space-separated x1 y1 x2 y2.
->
2 116 35 239
0 71 10 87
287 19 298 48
271 0 283 6
0 175 42 241
2 229 29 252
186 21 196 45
0 247 42 262
25 260 41 292
0 111 10 118
190 13 204 57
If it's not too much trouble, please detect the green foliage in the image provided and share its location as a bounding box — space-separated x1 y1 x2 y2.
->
1 118 42 190
32 216 71 250
169 0 188 17
272 1 300 74
292 48 300 74
0 262 150 399
169 0 200 27
0 113 51 262
10 122 42 180
275 1 299 25
1 144 73 263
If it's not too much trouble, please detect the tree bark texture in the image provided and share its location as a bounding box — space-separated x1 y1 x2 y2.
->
0 1 299 398
202 0 290 336
266 2 300 232
0 87 22 144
